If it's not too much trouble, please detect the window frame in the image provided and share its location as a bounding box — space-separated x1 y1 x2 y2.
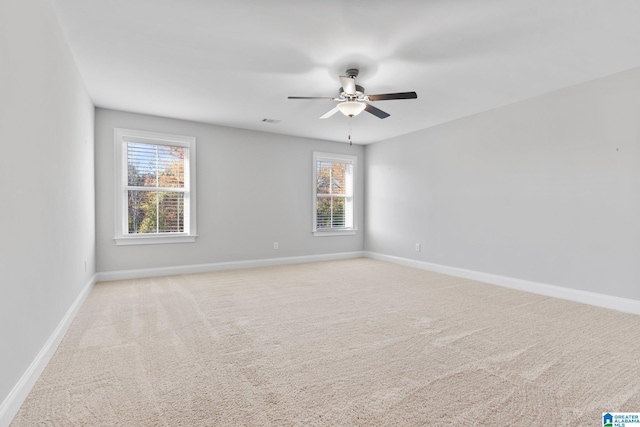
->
312 152 357 237
113 128 197 245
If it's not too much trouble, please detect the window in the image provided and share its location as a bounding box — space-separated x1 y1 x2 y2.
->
114 128 197 245
313 152 357 236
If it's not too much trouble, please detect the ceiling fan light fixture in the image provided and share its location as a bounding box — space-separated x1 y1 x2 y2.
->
337 101 366 117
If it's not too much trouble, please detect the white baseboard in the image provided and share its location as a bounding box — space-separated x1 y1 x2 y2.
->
96 251 366 282
364 252 640 316
0 274 97 427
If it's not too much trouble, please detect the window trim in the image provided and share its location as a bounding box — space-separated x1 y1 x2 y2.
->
113 128 197 245
312 152 357 237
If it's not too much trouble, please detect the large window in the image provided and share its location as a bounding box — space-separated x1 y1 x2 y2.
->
114 128 197 245
313 152 357 236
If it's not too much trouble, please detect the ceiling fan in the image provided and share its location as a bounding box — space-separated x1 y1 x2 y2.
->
288 68 417 120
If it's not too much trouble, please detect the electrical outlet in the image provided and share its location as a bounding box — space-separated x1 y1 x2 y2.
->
273 242 279 250
415 243 421 252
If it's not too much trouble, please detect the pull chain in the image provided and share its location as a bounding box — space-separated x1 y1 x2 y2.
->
348 119 353 146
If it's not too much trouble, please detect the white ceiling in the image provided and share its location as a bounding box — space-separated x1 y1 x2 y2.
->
50 0 640 144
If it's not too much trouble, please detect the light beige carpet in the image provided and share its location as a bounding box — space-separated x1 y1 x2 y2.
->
11 258 640 426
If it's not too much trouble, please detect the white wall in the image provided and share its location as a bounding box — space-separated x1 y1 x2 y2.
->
0 0 95 414
95 109 364 273
365 67 640 301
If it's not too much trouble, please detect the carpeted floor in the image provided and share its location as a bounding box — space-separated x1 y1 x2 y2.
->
11 258 640 426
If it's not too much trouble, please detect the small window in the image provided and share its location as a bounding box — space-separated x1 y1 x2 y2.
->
313 152 357 236
114 128 197 245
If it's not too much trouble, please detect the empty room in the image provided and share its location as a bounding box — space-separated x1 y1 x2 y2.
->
1 0 640 426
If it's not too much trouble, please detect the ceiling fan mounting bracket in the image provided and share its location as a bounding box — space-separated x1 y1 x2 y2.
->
345 68 359 79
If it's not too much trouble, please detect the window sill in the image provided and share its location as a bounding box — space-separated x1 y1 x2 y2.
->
313 229 357 237
114 234 198 246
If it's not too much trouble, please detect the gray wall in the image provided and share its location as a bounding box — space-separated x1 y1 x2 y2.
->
365 67 640 301
0 0 95 406
95 109 364 273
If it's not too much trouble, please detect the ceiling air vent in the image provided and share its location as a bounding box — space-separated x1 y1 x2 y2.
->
262 118 281 124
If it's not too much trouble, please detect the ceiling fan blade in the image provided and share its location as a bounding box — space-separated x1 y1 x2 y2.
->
319 106 340 119
367 92 418 101
340 76 356 95
365 103 390 119
288 96 336 100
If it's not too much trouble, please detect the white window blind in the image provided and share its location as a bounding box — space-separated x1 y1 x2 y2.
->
114 128 197 245
313 152 356 235
126 142 186 234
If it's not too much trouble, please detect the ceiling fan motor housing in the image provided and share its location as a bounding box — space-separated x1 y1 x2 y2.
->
339 84 365 100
